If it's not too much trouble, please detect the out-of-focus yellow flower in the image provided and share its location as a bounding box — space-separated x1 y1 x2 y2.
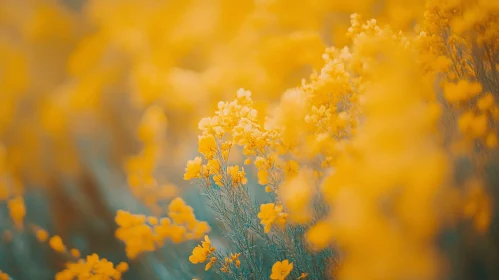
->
7 196 25 229
70 249 81 258
35 228 49 242
49 235 66 253
279 169 314 223
0 270 10 280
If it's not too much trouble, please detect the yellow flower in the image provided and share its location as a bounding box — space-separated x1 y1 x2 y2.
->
147 216 159 225
49 235 66 253
35 228 49 242
227 165 247 187
257 203 287 233
169 224 187 243
477 93 495 111
205 257 217 271
198 134 217 159
116 262 129 273
168 197 196 225
184 157 202 180
486 133 498 148
270 260 293 280
189 245 208 264
279 169 313 223
55 253 126 280
443 80 482 104
306 221 334 250
70 249 81 258
189 235 215 264
0 271 9 280
7 196 25 229
231 253 241 268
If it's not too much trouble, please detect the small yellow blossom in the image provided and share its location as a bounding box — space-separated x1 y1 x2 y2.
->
70 249 81 258
298 272 308 279
270 260 293 280
231 253 241 268
49 235 66 253
205 257 217 271
7 196 25 229
35 228 49 242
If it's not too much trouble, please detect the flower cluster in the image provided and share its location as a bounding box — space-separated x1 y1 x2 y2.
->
419 0 499 151
115 197 210 259
1 0 499 279
189 235 243 275
185 89 333 279
55 254 128 280
184 89 279 192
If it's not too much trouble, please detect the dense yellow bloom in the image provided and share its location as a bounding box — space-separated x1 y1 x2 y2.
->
115 198 209 259
55 254 128 280
270 260 293 280
115 210 157 259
